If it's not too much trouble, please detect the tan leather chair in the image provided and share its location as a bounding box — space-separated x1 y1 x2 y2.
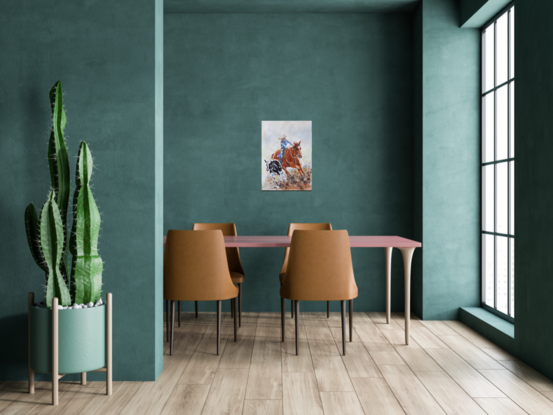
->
192 223 246 327
279 223 332 319
280 230 357 355
164 230 238 355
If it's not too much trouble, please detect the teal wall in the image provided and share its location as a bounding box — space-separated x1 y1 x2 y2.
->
0 0 163 381
412 0 481 320
514 0 553 381
164 13 414 313
460 0 512 28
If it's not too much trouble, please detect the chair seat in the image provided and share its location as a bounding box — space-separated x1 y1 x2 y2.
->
279 273 286 283
231 271 245 283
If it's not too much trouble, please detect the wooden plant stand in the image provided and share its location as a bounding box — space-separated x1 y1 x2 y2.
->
28 292 113 406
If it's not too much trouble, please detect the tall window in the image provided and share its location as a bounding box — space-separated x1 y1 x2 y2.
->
481 5 515 321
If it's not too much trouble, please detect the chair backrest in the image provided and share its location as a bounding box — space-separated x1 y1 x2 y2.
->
279 223 332 275
164 230 238 301
192 223 244 275
280 230 357 301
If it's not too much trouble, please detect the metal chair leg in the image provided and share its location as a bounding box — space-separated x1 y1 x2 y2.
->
291 300 294 319
178 301 181 327
327 301 330 318
238 283 242 327
217 300 222 355
234 297 238 342
281 296 285 342
295 300 300 355
195 301 198 318
349 300 353 342
341 300 346 356
170 301 175 355
231 297 235 319
165 300 168 342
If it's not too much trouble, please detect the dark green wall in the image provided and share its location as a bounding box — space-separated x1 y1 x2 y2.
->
164 13 414 313
515 0 553 381
412 0 481 320
0 0 163 381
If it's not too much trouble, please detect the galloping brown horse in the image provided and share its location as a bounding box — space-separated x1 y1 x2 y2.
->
271 141 305 178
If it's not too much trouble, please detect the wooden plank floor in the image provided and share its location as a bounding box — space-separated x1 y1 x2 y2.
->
2 311 553 415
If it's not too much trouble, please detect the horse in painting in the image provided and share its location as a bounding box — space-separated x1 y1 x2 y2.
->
271 141 305 178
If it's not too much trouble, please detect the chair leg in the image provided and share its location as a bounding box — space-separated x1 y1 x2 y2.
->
238 283 242 328
165 300 168 342
349 300 353 342
234 297 238 342
281 296 285 342
231 297 235 320
341 300 346 356
170 301 175 356
178 301 181 327
295 300 300 355
291 300 294 319
217 300 222 355
195 301 198 318
327 301 330 318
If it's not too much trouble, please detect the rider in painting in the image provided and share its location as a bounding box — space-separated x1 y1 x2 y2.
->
279 134 292 165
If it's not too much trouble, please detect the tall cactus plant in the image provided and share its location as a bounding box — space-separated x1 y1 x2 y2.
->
24 81 103 308
70 142 103 304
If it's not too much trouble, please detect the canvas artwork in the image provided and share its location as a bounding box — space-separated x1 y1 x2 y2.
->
262 121 312 191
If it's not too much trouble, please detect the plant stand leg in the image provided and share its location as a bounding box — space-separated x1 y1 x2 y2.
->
81 373 87 385
107 293 113 395
28 292 35 394
52 297 59 406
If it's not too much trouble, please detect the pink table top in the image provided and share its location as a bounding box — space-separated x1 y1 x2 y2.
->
163 235 420 248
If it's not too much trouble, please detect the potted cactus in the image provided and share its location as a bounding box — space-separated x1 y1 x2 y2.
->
25 81 112 404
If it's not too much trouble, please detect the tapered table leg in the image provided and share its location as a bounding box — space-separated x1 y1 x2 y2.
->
399 247 415 345
385 247 392 324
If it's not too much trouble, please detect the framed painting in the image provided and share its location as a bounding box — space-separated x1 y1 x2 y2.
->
261 121 312 191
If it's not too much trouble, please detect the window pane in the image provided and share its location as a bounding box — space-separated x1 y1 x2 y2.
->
510 7 515 78
496 13 508 86
496 236 508 314
510 161 514 235
484 27 494 92
483 94 494 163
497 162 508 234
510 238 515 317
483 165 494 232
496 86 508 160
510 82 514 158
483 234 495 307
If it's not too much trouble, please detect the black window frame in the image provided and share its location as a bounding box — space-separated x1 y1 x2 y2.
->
480 3 515 323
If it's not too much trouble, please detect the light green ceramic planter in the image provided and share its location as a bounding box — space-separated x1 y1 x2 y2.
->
30 305 106 374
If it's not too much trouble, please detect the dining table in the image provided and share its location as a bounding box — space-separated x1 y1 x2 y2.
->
164 234 421 344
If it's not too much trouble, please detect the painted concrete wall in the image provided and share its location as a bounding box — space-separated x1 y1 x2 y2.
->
412 0 481 320
0 1 163 381
164 13 414 313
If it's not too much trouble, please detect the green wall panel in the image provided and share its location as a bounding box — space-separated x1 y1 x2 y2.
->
515 0 553 381
164 13 414 313
0 0 162 381
413 0 481 320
